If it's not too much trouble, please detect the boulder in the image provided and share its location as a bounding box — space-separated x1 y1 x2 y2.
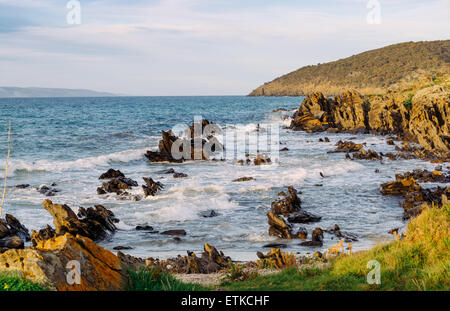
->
0 214 30 251
380 177 421 195
271 186 302 216
173 172 188 178
99 169 125 180
0 233 129 291
101 177 138 194
287 210 321 223
232 177 254 182
328 140 364 153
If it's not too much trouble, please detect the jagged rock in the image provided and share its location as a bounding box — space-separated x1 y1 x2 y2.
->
351 148 382 160
101 177 138 194
135 225 154 231
14 184 30 189
395 169 450 183
290 88 450 158
113 246 133 250
31 225 56 246
142 177 164 197
380 177 421 195
146 243 230 274
99 169 125 179
0 233 130 290
256 248 296 268
325 224 358 242
267 212 293 239
0 236 23 249
271 186 302 216
42 199 118 242
328 140 363 153
299 228 324 247
0 214 30 251
232 177 254 182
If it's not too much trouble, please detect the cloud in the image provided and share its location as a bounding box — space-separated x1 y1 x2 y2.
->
0 0 448 95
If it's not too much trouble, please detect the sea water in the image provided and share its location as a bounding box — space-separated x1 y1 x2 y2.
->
0 96 441 260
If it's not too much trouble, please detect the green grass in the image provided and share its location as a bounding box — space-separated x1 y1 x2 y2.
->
127 267 209 291
0 273 47 291
225 204 450 291
403 93 414 110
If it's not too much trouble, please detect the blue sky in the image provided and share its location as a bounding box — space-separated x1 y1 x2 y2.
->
0 0 448 95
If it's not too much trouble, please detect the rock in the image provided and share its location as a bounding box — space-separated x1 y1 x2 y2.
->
37 185 60 197
113 246 133 250
351 148 383 160
161 229 186 236
135 225 154 231
325 224 358 242
380 177 421 195
280 147 289 151
287 210 321 223
101 177 138 194
256 248 296 268
145 130 184 163
3 214 30 241
395 169 450 183
232 177 254 182
312 228 324 243
146 243 230 274
200 210 219 218
0 233 130 291
31 225 56 246
299 240 323 247
97 187 107 195
99 169 125 180
142 177 164 197
262 243 288 248
155 168 175 174
271 186 302 216
0 236 24 249
254 155 271 165
14 184 30 189
42 199 118 242
267 212 293 239
173 172 188 178
328 140 363 153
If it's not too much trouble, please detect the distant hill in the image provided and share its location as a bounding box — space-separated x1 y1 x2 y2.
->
0 87 120 98
249 40 450 96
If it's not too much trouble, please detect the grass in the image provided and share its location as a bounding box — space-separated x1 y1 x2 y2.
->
403 93 414 110
0 273 47 291
127 267 209 291
224 204 449 291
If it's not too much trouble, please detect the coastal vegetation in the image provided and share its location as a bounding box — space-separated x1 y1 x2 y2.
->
249 40 450 96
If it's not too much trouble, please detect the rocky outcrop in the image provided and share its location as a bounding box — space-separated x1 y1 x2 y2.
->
145 120 223 163
0 214 30 252
380 175 449 219
40 199 118 242
0 233 130 291
290 86 450 158
146 243 230 274
267 186 321 239
99 177 138 194
99 169 125 179
142 177 164 197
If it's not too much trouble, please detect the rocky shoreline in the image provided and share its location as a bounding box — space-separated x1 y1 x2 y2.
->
0 86 449 290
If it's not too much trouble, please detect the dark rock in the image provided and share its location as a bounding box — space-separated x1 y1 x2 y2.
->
155 168 175 174
99 169 125 180
262 243 288 248
271 186 302 216
161 229 186 236
232 177 254 182
31 225 55 246
280 147 289 151
299 240 323 247
312 228 324 243
136 225 154 231
97 187 107 195
102 177 138 194
142 177 164 197
113 246 133 250
0 236 24 249
287 210 321 223
328 140 364 153
37 185 60 197
14 184 30 189
200 210 219 218
173 172 188 178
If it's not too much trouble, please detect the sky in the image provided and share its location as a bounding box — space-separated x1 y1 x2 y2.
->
0 0 449 96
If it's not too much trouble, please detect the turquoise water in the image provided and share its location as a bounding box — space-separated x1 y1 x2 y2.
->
0 96 436 260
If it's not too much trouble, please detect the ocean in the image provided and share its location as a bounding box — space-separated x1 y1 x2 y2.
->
0 96 438 260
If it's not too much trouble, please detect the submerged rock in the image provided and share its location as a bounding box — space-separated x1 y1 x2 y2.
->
232 177 254 182
161 229 186 236
287 210 321 224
